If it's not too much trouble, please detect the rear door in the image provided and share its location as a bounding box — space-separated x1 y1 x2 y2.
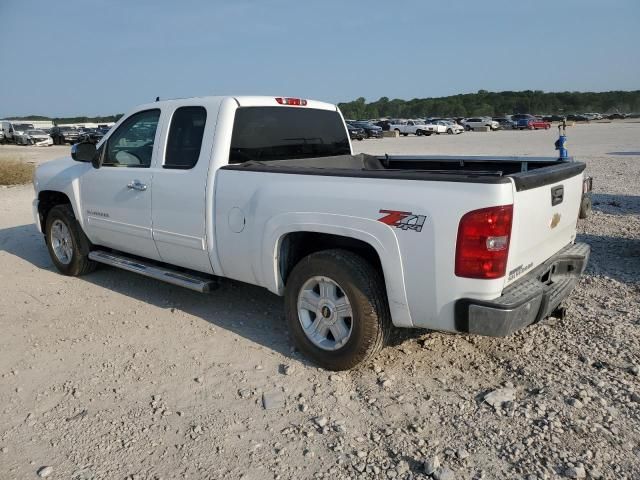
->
151 103 216 274
505 166 584 285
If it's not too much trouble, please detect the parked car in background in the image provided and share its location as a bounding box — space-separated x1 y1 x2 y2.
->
0 129 4 144
542 114 566 122
524 118 551 130
12 125 39 145
374 120 391 131
50 126 80 145
22 129 54 146
347 124 365 141
434 120 464 134
77 128 105 144
462 117 499 131
1 121 33 143
493 117 516 130
347 121 383 138
387 119 435 136
566 114 589 122
605 113 626 120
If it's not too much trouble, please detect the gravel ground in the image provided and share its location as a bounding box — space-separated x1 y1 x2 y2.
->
0 122 638 480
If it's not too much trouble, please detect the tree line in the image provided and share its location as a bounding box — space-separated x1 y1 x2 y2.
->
338 90 640 120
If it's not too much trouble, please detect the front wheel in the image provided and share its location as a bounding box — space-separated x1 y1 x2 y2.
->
45 205 97 276
416 130 423 136
284 249 391 371
447 129 453 135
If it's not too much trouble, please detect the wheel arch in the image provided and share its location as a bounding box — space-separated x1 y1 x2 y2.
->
263 217 413 328
37 190 73 232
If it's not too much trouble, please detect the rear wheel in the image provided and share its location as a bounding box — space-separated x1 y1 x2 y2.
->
464 125 471 131
284 249 390 371
45 205 97 276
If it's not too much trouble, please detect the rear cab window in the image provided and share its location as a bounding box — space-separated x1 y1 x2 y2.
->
229 107 350 164
164 106 207 169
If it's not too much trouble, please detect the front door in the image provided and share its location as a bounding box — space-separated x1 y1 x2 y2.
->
80 109 162 260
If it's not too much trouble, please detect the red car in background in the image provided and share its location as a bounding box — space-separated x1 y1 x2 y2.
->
527 118 551 130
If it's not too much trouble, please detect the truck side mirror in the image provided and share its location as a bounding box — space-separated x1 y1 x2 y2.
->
71 142 99 167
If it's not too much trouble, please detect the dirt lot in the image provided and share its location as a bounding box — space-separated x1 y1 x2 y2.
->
0 123 638 480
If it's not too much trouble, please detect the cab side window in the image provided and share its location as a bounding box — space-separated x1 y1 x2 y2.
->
164 106 207 169
103 109 160 168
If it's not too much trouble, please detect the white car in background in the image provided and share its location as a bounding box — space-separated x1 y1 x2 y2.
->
462 117 499 131
16 129 53 146
432 120 464 135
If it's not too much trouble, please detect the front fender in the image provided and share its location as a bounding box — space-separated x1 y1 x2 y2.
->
34 158 88 229
261 212 414 328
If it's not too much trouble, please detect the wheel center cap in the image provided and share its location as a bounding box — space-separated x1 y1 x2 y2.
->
321 306 332 319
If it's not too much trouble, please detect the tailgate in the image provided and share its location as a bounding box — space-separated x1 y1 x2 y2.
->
505 162 586 286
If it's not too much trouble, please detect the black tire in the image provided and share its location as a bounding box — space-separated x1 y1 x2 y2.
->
402 133 408 137
464 125 471 131
45 204 97 276
579 195 592 219
447 129 453 135
284 249 391 371
416 130 423 136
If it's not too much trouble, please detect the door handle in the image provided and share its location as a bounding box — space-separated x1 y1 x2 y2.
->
127 180 147 191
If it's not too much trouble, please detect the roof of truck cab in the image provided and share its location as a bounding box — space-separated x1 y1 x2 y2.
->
133 96 338 112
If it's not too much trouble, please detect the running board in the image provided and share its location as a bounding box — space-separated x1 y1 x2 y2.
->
88 250 216 293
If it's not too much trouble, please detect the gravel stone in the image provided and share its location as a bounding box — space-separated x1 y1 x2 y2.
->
37 466 53 478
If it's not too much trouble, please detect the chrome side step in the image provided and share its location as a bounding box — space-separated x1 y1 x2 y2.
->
88 250 216 293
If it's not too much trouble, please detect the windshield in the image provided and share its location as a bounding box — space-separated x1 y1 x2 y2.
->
15 124 33 131
230 107 350 164
27 130 46 135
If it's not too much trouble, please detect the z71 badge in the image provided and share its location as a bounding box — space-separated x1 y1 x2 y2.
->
378 210 427 232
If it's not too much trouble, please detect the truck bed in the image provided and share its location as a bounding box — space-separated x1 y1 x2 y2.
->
223 153 586 191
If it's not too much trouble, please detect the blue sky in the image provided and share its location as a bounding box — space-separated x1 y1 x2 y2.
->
0 0 638 117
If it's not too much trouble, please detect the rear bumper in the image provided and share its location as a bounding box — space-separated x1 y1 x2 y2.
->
455 242 590 337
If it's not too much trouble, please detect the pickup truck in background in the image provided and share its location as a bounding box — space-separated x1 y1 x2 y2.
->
32 95 591 370
388 119 436 136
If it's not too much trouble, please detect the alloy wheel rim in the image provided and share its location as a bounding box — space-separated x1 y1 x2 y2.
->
50 219 73 265
297 276 353 351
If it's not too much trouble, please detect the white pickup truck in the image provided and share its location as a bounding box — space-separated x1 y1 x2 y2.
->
388 119 437 136
32 95 591 370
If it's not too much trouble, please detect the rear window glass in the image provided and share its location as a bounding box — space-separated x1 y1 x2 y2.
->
229 107 350 164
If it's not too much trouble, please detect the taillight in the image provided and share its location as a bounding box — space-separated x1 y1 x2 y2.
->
455 205 513 279
275 97 307 106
